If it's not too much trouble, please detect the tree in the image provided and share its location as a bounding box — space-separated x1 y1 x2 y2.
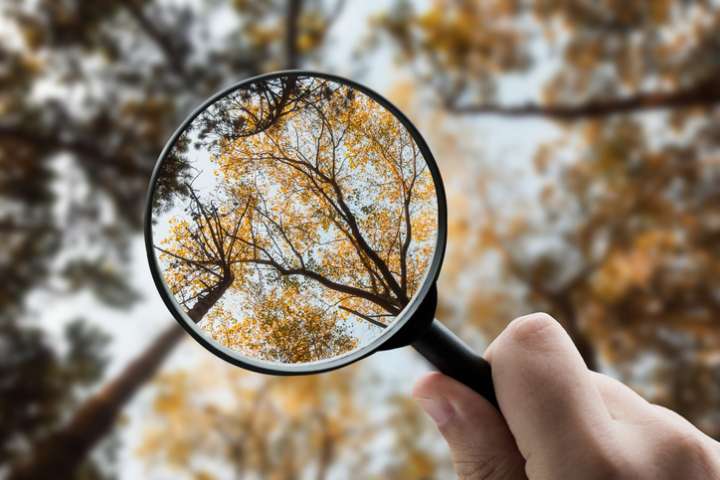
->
155 186 249 323
7 0 718 476
379 0 720 436
155 181 359 363
377 0 720 118
195 75 321 145
153 76 437 362
4 1 350 477
136 362 448 479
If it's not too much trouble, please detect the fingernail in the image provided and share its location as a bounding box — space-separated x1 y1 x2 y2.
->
416 397 455 426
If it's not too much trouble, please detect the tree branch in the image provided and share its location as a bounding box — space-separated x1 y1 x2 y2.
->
244 257 401 315
339 305 388 328
0 124 151 178
445 76 720 119
247 124 408 304
153 245 222 278
118 0 191 83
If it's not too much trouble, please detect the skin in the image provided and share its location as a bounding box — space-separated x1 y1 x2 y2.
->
414 313 720 480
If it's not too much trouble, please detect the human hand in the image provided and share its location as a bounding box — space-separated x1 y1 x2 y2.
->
413 313 720 479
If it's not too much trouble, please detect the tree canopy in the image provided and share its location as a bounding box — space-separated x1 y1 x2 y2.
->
379 0 720 435
153 76 438 363
4 1 720 478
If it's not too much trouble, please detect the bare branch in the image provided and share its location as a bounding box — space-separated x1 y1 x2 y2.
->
445 76 720 119
118 0 191 83
154 245 222 278
339 305 388 328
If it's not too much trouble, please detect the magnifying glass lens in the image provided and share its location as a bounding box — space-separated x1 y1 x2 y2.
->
149 74 440 366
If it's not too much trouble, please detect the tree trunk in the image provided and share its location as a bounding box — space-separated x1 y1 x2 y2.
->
8 277 233 480
315 412 334 480
8 323 184 480
186 274 233 323
285 0 303 69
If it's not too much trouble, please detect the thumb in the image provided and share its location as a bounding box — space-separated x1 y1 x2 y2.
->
413 372 526 480
485 313 613 478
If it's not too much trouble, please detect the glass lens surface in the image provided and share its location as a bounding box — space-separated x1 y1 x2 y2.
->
150 74 439 365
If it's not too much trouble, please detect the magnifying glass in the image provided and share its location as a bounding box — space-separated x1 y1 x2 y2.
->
145 71 497 408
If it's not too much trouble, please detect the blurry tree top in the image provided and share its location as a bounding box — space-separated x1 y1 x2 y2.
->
0 0 347 477
137 363 450 478
0 0 344 315
377 0 720 436
2 1 720 478
377 0 720 118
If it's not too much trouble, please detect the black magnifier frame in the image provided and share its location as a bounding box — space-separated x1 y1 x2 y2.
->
144 70 497 408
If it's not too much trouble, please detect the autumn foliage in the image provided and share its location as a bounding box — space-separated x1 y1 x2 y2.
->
153 76 437 363
4 1 720 478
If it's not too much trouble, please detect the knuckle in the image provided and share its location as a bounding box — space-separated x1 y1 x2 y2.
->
584 452 627 480
653 426 718 476
558 429 636 480
567 444 630 480
528 442 630 480
453 454 522 480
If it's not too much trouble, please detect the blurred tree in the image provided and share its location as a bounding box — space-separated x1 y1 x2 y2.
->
0 319 113 479
377 0 720 117
3 0 718 478
1 0 349 478
379 0 720 436
136 362 446 479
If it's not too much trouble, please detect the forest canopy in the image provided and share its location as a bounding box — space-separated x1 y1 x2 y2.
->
151 75 438 364
6 2 720 478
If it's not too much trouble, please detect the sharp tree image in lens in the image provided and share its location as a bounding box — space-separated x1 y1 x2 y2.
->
147 72 497 406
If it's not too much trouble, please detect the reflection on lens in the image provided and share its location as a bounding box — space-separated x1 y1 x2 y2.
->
151 75 438 364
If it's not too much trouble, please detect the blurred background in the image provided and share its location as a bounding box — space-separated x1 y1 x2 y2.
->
1 0 719 478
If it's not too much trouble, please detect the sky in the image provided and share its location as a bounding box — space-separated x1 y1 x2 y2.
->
28 0 564 477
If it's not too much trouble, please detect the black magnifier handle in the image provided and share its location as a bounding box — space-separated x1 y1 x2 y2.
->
412 319 499 409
